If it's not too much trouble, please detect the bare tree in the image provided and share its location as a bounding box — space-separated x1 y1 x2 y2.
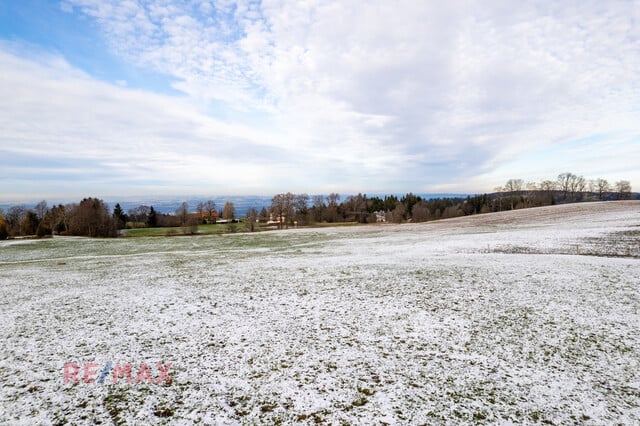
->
493 186 505 212
222 201 236 220
270 193 295 229
615 180 632 200
504 179 524 210
270 194 286 229
411 201 431 222
539 180 557 205
505 179 524 193
525 182 538 207
595 178 610 200
324 193 340 222
572 175 587 201
344 193 368 223
35 200 48 220
539 180 556 192
204 200 216 223
176 202 189 226
128 205 151 225
294 193 310 225
196 202 205 224
245 207 258 232
386 202 405 223
311 194 325 222
557 172 574 200
5 205 26 236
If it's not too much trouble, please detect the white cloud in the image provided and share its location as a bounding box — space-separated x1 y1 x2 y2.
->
3 0 640 199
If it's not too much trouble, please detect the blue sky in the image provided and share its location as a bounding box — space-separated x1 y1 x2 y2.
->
1 0 639 201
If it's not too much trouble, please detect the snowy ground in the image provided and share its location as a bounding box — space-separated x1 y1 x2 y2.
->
1 201 639 425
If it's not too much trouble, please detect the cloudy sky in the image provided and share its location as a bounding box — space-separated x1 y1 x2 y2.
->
1 0 638 201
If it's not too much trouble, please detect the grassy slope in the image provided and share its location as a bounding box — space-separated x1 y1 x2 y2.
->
0 201 639 424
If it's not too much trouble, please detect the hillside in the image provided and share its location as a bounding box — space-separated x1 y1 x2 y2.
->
0 201 638 424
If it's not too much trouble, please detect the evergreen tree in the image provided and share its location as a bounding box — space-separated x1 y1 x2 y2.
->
20 211 40 236
113 203 128 229
259 207 269 222
147 206 158 227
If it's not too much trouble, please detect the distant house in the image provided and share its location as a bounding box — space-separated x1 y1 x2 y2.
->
268 213 287 225
190 210 219 224
375 210 386 223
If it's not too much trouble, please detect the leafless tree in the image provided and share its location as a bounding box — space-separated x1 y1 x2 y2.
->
525 182 538 207
176 202 189 226
245 207 258 232
222 201 236 220
312 195 325 209
344 193 368 223
557 172 574 200
411 201 431 222
539 180 556 192
294 193 310 225
270 194 285 229
196 202 205 224
442 205 463 219
5 205 26 236
204 200 216 223
324 193 340 223
539 180 557 204
595 178 610 200
312 194 325 222
386 202 405 223
35 200 48 220
270 193 294 229
615 180 632 200
572 175 587 201
493 186 505 212
128 205 151 225
504 179 524 210
505 179 524 193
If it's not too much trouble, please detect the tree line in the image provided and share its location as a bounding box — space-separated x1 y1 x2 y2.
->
263 173 634 228
0 172 634 239
0 198 117 239
0 197 241 239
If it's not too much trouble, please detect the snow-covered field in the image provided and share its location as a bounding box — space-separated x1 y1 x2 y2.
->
1 201 639 424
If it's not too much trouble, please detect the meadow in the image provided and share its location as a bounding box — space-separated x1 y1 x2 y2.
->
1 201 639 424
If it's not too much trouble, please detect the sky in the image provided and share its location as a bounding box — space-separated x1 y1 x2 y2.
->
1 0 639 201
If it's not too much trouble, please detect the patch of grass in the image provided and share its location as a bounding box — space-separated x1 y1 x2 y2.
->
351 396 368 407
153 406 174 417
103 388 130 426
357 385 376 396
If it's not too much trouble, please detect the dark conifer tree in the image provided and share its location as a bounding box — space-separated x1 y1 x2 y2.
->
147 206 158 227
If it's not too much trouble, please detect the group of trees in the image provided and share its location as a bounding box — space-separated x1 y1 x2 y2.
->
0 198 118 239
260 173 633 229
262 192 478 227
0 197 243 239
494 174 633 211
0 172 634 239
